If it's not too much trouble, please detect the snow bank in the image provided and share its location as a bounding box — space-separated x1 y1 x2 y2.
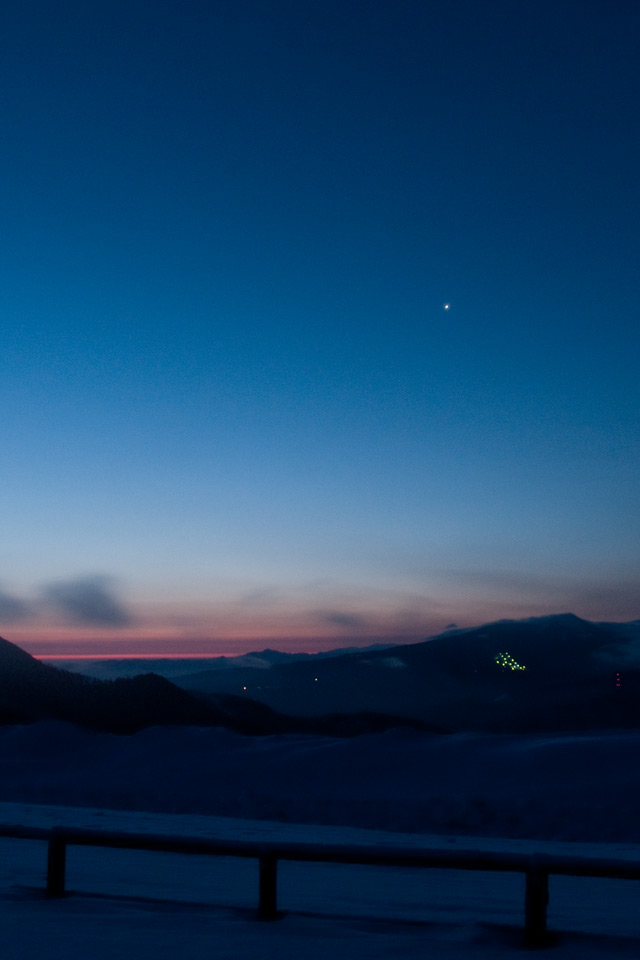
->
2 723 640 842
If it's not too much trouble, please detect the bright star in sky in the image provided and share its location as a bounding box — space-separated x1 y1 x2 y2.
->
1 1 638 656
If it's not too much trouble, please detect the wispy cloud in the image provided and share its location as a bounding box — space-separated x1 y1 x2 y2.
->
234 587 281 607
314 610 369 630
432 568 640 622
0 586 32 624
42 576 133 627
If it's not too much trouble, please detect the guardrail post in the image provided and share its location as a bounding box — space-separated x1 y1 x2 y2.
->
47 835 67 898
258 854 278 919
524 861 548 947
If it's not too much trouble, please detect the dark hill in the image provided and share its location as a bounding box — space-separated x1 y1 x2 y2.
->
0 637 226 733
0 636 426 736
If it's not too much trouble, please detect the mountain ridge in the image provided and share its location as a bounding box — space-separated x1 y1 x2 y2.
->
173 613 640 733
0 635 427 737
4 613 640 735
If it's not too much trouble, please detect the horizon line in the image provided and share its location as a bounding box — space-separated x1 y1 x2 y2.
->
38 652 236 661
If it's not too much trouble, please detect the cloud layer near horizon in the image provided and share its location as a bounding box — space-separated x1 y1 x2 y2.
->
1 568 639 660
0 577 133 628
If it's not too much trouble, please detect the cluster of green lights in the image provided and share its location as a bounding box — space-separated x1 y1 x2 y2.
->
494 652 527 671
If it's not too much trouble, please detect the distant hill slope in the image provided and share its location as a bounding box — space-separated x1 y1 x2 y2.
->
174 614 640 733
54 643 396 681
0 637 425 737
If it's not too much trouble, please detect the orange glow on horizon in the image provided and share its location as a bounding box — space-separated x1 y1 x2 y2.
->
11 631 425 660
3 607 436 658
38 652 234 661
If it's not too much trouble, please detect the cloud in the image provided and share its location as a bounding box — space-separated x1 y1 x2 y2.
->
0 587 32 624
595 639 640 667
315 611 368 630
438 568 559 596
378 656 407 669
42 576 133 627
439 567 635 599
234 587 281 607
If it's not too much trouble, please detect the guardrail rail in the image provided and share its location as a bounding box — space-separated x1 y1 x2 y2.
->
2 822 640 948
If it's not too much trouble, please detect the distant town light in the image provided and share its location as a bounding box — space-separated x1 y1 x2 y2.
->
494 652 526 672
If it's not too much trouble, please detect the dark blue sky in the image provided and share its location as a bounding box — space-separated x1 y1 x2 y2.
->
2 1 639 655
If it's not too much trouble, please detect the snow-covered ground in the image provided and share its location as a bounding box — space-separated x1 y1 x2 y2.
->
2 801 640 958
2 722 640 841
2 723 640 957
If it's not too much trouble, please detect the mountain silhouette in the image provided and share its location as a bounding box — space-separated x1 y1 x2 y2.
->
0 636 425 736
176 614 640 733
0 637 223 732
4 615 640 735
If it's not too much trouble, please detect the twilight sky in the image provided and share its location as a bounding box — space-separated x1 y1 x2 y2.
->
2 0 639 657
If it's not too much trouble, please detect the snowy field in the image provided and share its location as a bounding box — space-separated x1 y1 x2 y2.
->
2 722 640 841
2 723 640 957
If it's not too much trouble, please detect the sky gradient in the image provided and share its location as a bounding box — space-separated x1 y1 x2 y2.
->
2 1 639 657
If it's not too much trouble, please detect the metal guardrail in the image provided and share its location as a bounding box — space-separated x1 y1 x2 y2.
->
2 823 640 947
